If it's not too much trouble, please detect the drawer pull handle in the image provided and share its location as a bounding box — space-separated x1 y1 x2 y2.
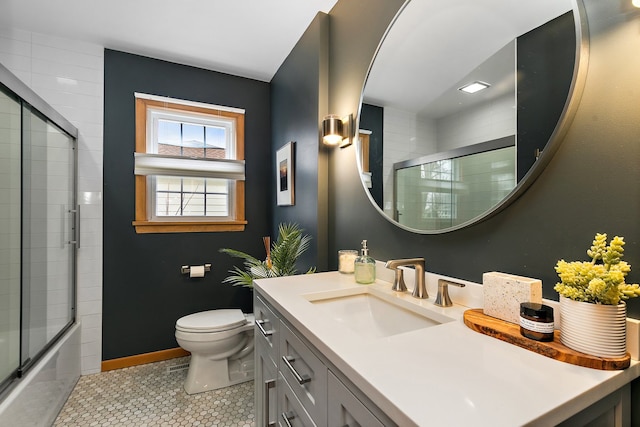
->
256 319 273 337
282 355 311 385
281 411 295 427
264 379 276 427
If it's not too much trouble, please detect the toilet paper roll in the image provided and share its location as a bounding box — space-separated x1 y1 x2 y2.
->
190 265 205 278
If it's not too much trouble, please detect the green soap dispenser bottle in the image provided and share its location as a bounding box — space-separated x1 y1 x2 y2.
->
355 240 376 284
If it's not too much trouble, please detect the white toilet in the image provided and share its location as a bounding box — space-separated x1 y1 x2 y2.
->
175 309 255 395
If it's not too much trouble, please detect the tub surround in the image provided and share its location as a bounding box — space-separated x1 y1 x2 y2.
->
254 266 640 426
0 324 80 426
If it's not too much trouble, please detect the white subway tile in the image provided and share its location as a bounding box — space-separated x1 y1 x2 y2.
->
77 262 103 279
77 177 103 193
80 326 101 344
77 299 102 316
81 339 100 357
80 313 102 329
77 285 102 303
0 28 31 42
31 43 103 71
0 35 31 58
81 355 101 375
31 32 104 59
3 28 104 373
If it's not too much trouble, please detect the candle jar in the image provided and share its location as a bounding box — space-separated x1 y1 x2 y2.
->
520 302 554 342
338 250 358 274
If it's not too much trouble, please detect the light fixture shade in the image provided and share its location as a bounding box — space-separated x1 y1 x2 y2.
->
134 153 245 180
458 81 491 94
322 115 344 145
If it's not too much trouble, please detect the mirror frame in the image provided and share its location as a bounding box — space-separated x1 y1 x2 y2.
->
355 0 590 234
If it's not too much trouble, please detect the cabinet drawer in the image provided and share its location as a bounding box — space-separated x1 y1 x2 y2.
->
280 324 327 426
328 372 385 427
255 294 280 364
278 373 316 427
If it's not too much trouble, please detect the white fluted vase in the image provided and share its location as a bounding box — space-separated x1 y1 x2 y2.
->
559 296 627 358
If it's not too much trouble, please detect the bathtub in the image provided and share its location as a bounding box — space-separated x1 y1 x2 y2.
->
0 323 80 426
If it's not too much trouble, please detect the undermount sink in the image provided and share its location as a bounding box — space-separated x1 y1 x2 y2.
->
303 286 453 339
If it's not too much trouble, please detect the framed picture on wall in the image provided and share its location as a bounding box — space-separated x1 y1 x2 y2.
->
276 141 295 206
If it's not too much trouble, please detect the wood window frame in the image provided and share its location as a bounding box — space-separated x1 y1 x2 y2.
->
133 96 246 234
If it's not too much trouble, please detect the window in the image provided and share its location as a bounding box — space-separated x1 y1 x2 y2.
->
133 94 246 233
420 160 455 220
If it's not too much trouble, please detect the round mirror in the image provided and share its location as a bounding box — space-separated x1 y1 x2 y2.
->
357 0 586 233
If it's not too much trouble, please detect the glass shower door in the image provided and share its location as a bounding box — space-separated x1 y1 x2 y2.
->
0 86 21 389
20 104 77 370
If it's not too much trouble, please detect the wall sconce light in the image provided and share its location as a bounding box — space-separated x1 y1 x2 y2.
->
322 114 352 147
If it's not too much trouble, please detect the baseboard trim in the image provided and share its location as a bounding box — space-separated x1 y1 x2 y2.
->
101 347 190 372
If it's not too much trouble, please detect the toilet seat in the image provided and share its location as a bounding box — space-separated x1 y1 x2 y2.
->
176 309 248 333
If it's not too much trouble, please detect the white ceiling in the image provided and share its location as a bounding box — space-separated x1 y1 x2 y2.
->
0 0 339 82
364 0 574 117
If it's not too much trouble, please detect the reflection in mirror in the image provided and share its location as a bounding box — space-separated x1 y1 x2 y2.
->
358 0 581 232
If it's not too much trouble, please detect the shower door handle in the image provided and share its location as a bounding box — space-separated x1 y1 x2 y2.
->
68 205 80 248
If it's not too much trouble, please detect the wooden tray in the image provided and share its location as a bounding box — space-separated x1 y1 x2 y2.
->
463 309 630 370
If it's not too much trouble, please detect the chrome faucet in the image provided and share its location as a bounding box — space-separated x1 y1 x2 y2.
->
384 258 427 299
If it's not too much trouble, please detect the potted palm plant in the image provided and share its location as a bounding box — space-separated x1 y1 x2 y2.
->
220 222 316 288
554 233 640 358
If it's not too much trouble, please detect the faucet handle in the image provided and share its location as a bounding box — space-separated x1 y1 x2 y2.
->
391 268 407 292
434 279 466 307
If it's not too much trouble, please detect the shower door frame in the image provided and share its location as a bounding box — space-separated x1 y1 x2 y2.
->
0 63 79 397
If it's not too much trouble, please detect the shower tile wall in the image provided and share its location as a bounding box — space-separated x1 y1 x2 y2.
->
382 96 516 227
0 27 104 374
382 106 437 216
436 93 515 151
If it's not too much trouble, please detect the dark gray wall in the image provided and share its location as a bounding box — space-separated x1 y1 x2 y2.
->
359 103 384 208
271 13 330 272
327 0 640 318
517 11 575 180
103 50 271 360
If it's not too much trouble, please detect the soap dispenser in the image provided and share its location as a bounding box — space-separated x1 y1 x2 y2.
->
355 240 376 284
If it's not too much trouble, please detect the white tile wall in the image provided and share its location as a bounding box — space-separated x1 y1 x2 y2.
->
0 27 104 375
437 93 516 151
382 106 437 216
384 99 516 230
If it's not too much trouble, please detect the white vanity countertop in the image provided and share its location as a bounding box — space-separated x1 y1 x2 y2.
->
254 269 640 427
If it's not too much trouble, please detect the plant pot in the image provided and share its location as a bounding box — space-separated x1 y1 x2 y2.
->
559 296 627 358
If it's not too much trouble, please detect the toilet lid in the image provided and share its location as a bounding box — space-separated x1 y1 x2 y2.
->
176 309 247 333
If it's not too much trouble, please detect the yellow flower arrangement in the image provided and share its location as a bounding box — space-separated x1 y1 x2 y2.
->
554 233 640 305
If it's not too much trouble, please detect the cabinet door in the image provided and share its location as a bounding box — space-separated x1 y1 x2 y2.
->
255 294 280 364
556 384 630 427
280 323 327 426
327 372 385 427
256 338 278 427
278 373 316 427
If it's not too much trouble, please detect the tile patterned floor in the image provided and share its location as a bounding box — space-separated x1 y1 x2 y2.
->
54 357 254 426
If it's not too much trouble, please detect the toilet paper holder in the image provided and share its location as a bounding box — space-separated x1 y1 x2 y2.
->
181 264 212 275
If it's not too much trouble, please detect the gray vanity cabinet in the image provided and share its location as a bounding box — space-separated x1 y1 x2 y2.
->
256 338 278 427
279 323 328 425
278 372 316 426
327 372 385 427
255 294 280 427
254 291 395 427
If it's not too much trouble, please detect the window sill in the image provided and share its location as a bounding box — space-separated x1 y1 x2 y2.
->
132 220 247 234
